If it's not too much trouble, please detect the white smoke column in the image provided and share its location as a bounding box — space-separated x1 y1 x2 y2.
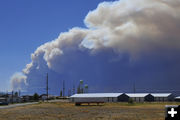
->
10 72 27 91
23 27 89 74
83 0 180 57
23 0 180 74
10 0 180 94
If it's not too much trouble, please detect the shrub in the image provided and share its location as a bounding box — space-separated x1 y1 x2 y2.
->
33 93 39 101
128 98 134 104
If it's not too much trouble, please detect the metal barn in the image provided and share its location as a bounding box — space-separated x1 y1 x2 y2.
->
126 93 154 102
151 93 174 102
70 93 123 103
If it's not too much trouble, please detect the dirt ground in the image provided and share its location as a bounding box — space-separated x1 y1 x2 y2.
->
0 102 179 120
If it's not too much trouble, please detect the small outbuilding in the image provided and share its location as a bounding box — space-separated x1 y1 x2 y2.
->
126 93 154 102
151 93 174 102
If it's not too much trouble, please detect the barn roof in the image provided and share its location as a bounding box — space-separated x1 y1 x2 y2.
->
70 93 123 98
175 96 180 99
126 93 149 97
150 93 172 97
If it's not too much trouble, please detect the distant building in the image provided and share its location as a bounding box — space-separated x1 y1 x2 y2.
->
70 93 124 103
126 93 154 102
40 94 55 101
6 94 22 103
70 92 176 104
22 95 33 102
0 97 6 102
0 97 8 105
151 93 174 102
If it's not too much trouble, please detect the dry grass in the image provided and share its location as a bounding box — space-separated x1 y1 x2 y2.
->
0 102 179 120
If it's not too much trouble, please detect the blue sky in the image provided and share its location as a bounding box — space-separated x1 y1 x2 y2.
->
1 0 180 95
0 0 115 91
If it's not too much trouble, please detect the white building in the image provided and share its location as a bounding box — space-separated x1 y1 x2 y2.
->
151 93 174 101
126 93 154 102
6 95 22 103
70 93 123 103
70 93 175 104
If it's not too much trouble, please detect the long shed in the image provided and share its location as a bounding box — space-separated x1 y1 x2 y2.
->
151 93 174 101
70 93 123 103
126 93 154 102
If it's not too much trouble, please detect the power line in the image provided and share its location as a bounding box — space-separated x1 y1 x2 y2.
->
12 90 14 104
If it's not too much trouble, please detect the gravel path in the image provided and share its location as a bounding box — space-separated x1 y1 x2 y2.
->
0 102 38 109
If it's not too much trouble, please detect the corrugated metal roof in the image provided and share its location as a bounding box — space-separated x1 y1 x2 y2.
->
175 96 180 99
150 93 172 97
70 93 173 98
70 93 123 98
126 93 149 97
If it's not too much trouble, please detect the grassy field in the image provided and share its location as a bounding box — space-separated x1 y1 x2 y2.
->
0 102 179 120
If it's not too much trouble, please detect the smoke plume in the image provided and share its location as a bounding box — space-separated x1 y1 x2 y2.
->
11 0 180 94
10 72 27 91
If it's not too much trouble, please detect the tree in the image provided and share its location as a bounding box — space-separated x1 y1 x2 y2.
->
68 89 71 97
15 92 18 97
33 93 39 101
128 98 134 104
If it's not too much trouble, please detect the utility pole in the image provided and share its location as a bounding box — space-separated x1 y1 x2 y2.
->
133 81 136 93
63 80 65 97
12 90 14 104
46 73 48 102
18 89 21 97
72 84 75 95
68 89 71 97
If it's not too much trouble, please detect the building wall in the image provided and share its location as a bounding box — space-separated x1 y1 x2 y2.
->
118 94 129 102
107 97 118 102
7 97 21 103
168 94 174 101
154 97 168 101
144 94 154 102
175 99 180 102
70 97 118 103
131 97 144 102
70 93 175 103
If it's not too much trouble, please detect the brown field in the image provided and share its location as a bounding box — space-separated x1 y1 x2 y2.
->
0 102 179 120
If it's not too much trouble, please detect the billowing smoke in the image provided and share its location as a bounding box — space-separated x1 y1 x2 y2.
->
12 0 180 95
10 72 27 91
